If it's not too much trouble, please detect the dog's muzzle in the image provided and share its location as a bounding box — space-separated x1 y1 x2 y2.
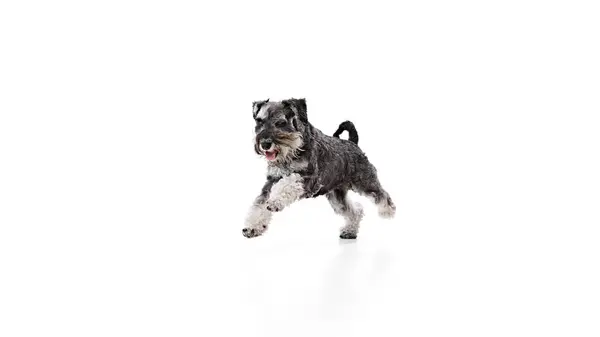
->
259 139 272 151
259 138 278 161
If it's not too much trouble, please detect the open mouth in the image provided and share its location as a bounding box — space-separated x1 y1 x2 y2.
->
265 149 279 161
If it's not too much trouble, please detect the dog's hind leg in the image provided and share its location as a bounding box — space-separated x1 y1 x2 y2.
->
353 178 396 219
327 188 364 239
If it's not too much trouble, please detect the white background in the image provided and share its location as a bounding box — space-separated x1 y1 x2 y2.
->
1 1 599 336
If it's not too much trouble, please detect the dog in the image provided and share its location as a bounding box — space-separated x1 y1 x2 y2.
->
242 98 396 239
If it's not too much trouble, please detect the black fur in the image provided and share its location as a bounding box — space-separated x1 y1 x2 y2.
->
253 98 389 201
244 97 396 239
333 120 359 145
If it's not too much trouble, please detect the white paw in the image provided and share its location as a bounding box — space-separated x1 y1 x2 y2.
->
266 199 284 212
339 231 358 239
378 204 396 219
242 225 267 238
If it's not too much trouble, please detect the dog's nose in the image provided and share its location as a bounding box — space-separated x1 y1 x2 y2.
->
260 139 273 150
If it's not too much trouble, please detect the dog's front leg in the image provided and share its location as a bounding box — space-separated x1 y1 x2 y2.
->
265 173 306 212
242 177 279 238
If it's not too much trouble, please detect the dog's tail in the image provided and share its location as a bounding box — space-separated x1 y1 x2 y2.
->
333 120 359 145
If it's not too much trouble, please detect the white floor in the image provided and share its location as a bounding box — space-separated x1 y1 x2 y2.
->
2 158 599 336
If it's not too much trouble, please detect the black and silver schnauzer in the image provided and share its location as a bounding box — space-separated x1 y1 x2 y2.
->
243 98 396 239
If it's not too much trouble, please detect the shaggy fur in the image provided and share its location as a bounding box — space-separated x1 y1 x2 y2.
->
243 98 396 239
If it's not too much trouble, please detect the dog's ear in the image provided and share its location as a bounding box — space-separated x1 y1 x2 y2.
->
252 98 269 118
282 98 307 123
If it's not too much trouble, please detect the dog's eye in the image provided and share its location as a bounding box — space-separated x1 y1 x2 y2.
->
275 120 287 127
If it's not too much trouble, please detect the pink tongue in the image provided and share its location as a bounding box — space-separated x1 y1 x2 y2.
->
265 150 277 161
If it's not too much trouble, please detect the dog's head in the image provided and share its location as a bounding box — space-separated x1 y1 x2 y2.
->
252 98 308 163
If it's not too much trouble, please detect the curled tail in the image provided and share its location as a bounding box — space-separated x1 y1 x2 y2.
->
333 120 359 145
